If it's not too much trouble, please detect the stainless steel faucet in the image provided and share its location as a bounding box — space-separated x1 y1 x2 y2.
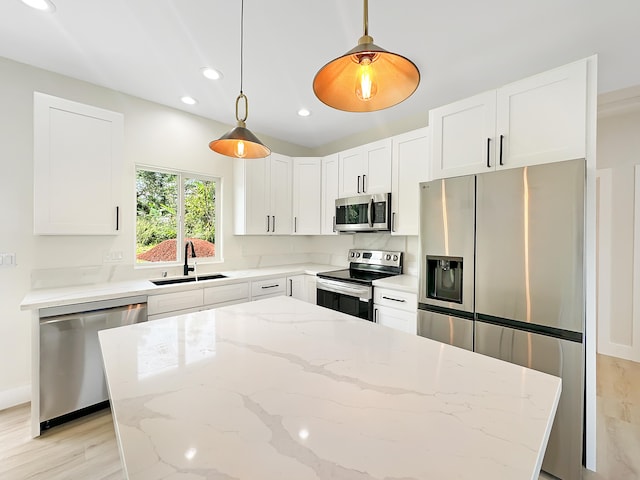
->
183 240 196 276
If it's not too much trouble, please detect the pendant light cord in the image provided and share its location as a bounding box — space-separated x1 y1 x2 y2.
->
240 0 244 95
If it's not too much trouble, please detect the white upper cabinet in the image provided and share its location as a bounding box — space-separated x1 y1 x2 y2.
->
234 153 292 235
33 92 124 235
321 153 339 235
391 127 430 236
292 157 321 235
338 138 392 197
430 58 588 179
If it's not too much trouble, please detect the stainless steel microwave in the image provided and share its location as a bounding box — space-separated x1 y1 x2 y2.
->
335 193 391 232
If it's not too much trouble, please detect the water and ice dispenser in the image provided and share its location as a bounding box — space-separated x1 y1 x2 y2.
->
426 256 464 304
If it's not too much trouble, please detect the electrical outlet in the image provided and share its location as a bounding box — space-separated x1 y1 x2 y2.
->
103 251 124 263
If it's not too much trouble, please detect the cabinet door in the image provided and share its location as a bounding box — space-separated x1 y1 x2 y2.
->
338 146 364 197
269 153 292 235
362 138 392 194
287 275 307 301
430 90 497 179
292 158 321 235
321 154 339 235
33 93 123 235
391 128 429 235
374 304 417 334
496 59 587 169
244 157 270 234
305 275 317 304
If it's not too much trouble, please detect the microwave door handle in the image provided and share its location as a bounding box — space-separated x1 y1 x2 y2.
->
368 198 374 227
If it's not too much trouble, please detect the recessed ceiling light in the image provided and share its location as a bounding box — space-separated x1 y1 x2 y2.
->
20 0 56 12
202 67 223 80
297 108 311 117
181 96 198 105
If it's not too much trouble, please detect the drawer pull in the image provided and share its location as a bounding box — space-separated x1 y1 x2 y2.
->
382 296 405 303
261 284 279 289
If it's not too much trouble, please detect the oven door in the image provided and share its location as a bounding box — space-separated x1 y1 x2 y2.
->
316 277 373 321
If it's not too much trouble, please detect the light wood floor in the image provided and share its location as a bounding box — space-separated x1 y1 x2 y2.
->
0 403 123 480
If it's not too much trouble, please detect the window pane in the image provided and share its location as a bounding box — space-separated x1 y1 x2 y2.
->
184 177 216 259
136 170 178 263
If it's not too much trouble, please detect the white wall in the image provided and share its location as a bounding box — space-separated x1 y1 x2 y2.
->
0 56 420 409
596 104 640 361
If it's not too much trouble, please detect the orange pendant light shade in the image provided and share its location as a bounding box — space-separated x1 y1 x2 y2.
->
313 0 420 112
209 0 270 159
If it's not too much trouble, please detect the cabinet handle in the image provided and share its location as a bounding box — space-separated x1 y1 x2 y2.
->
333 215 336 233
362 174 367 193
374 308 378 323
499 134 504 166
294 216 297 233
392 212 396 232
272 216 276 232
382 296 406 303
357 175 361 194
289 278 293 296
266 215 270 232
261 284 279 289
115 206 120 231
486 138 491 168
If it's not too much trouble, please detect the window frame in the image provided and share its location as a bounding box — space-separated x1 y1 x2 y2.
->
135 165 222 268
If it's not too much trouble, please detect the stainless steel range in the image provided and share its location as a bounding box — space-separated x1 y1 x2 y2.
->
316 249 403 321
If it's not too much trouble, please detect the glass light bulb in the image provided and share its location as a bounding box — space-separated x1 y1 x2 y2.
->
355 57 377 101
235 140 246 158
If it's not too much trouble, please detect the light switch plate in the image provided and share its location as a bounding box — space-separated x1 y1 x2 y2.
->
103 251 124 263
0 253 16 267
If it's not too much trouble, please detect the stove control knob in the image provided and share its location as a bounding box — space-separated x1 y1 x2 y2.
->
350 252 355 258
356 252 361 258
385 254 391 260
393 254 399 261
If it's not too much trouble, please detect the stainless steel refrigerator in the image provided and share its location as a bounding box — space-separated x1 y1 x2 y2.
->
417 159 585 480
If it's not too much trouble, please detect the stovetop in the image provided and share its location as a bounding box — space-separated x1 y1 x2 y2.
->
317 268 398 286
317 249 404 286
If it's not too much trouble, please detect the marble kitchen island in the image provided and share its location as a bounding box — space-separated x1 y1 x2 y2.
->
99 297 561 480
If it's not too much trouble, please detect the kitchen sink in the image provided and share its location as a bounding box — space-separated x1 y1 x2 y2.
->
151 274 227 286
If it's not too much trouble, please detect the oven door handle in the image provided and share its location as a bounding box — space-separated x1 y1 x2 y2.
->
316 278 371 300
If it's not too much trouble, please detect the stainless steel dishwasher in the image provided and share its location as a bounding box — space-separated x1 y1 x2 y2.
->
39 295 147 431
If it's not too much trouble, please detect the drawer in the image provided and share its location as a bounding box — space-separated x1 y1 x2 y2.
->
373 288 417 313
251 277 286 299
204 282 249 306
147 289 204 315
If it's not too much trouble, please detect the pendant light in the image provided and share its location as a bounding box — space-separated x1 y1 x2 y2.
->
209 0 270 158
313 0 420 112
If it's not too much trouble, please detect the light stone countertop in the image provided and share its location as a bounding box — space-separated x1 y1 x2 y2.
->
99 296 561 480
372 273 418 293
20 263 339 311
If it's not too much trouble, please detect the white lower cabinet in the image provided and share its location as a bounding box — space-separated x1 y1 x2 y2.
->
251 277 286 300
147 289 204 321
373 288 417 334
147 281 250 321
286 274 317 303
203 282 249 308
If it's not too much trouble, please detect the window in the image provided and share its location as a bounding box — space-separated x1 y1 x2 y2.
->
136 167 219 265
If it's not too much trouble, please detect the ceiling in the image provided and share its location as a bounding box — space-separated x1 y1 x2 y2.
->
1 0 639 150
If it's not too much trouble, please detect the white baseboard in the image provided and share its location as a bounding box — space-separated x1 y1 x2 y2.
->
0 384 31 411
